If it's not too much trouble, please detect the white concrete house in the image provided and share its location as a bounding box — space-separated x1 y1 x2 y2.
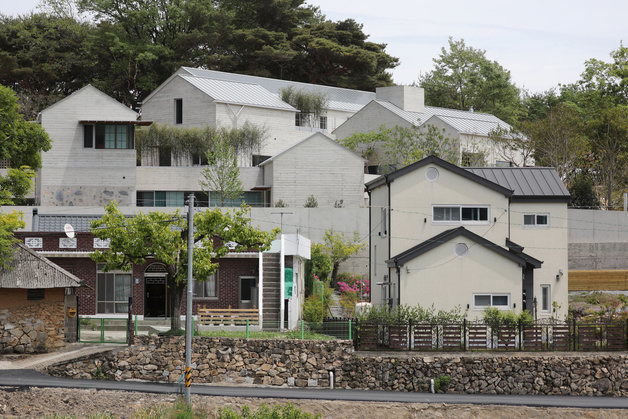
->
334 86 530 171
36 85 149 206
367 155 569 320
140 67 375 162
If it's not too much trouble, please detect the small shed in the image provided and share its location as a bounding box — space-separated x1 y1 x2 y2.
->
0 242 81 353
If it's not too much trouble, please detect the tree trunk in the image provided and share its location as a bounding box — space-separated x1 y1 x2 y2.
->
168 280 185 331
331 262 340 285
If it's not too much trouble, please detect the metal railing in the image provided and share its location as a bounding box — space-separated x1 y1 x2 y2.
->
356 319 628 352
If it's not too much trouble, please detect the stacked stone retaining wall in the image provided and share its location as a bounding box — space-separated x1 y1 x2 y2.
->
46 336 628 396
0 301 66 354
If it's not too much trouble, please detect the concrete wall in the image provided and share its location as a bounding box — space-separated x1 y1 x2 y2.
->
38 86 139 206
47 336 628 396
265 133 365 208
136 166 263 192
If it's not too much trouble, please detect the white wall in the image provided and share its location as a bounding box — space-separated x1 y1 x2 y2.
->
38 86 139 206
136 166 263 191
398 235 523 320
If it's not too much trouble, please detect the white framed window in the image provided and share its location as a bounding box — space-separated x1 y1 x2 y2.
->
96 264 132 314
540 285 551 312
319 115 328 130
193 273 217 299
523 213 549 227
433 205 489 224
473 293 510 310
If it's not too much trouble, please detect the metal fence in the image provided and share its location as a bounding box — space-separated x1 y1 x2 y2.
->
356 320 628 351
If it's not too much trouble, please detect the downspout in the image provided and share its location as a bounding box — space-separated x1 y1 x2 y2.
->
387 177 393 305
367 189 372 303
507 197 511 239
397 264 401 308
258 251 263 325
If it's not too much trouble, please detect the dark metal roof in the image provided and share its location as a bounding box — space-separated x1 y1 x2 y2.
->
466 167 570 202
387 227 530 268
505 238 543 268
365 155 514 197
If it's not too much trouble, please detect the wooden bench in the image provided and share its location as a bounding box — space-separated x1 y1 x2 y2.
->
197 307 259 326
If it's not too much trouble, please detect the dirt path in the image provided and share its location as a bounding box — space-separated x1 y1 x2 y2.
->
0 387 625 418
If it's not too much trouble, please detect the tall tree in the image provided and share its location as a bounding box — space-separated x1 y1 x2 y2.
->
91 202 277 331
200 139 243 206
419 37 522 124
321 229 364 283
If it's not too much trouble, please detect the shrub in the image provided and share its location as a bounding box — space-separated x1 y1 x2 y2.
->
303 295 325 323
218 403 319 418
304 194 318 207
309 243 332 283
274 199 287 207
518 310 534 326
339 290 359 316
434 374 451 392
482 307 502 330
358 303 466 325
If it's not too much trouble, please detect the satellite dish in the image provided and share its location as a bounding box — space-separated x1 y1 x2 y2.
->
64 223 75 239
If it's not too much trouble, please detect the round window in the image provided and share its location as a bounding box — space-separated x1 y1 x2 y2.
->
454 243 469 257
425 167 439 182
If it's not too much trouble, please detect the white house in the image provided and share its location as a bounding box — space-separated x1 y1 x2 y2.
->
334 86 530 171
367 155 569 320
35 85 150 207
140 67 375 162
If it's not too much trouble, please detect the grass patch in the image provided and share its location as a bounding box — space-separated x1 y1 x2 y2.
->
158 328 185 336
218 402 319 418
132 397 206 418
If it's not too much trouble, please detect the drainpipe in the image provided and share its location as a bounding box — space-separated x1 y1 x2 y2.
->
396 265 401 307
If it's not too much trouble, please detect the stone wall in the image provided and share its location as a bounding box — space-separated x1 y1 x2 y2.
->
46 336 628 396
0 297 66 354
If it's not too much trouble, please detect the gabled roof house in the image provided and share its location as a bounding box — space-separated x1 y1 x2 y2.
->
368 155 569 319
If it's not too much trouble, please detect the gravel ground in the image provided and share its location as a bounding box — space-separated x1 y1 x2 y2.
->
0 387 626 418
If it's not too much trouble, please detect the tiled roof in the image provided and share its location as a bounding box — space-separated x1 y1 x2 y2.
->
374 100 511 136
181 67 376 112
466 167 570 200
37 215 102 232
180 75 297 111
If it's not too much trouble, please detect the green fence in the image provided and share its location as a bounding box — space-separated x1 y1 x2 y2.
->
78 317 130 344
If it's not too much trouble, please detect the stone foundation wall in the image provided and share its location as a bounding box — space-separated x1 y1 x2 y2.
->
0 300 66 354
46 336 628 396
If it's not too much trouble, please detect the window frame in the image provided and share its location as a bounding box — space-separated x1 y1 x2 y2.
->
175 98 183 124
193 272 218 299
472 293 510 310
540 284 551 313
319 115 328 130
96 264 132 314
83 124 134 150
432 205 490 225
523 213 550 228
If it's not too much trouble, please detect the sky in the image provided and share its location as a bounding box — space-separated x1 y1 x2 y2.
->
2 0 626 93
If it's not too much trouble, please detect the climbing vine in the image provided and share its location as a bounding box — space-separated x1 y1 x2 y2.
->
280 87 328 127
135 123 266 163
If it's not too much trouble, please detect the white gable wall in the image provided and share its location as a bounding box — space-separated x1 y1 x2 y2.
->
38 86 138 206
389 164 510 257
397 235 523 320
333 101 413 140
369 183 391 306
267 134 365 208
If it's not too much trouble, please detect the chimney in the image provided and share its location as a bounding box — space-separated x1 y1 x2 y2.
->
32 208 39 231
375 86 425 113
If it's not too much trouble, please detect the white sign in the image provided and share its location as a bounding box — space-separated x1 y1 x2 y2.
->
24 237 43 248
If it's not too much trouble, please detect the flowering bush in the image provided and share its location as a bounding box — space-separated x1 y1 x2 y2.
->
336 274 369 300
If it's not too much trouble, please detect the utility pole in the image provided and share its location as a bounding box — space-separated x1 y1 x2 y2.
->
184 194 195 405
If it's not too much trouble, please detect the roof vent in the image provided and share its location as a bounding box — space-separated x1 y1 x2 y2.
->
455 243 469 257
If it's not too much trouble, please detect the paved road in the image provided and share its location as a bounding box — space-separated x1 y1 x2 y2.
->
0 369 626 409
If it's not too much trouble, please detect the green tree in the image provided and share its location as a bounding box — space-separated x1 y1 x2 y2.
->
309 243 332 282
340 124 459 172
0 211 25 269
569 172 600 208
419 37 522 124
200 139 243 207
321 229 364 283
91 202 278 331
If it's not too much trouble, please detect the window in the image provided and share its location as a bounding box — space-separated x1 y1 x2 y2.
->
473 293 510 309
295 113 306 127
540 285 551 312
96 265 131 313
461 151 485 167
380 208 387 237
27 289 45 300
158 146 172 167
175 99 183 124
495 160 513 168
191 152 208 166
523 213 549 227
209 191 265 207
137 191 185 207
83 124 134 149
433 205 489 223
319 116 328 130
252 155 271 166
193 273 217 298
